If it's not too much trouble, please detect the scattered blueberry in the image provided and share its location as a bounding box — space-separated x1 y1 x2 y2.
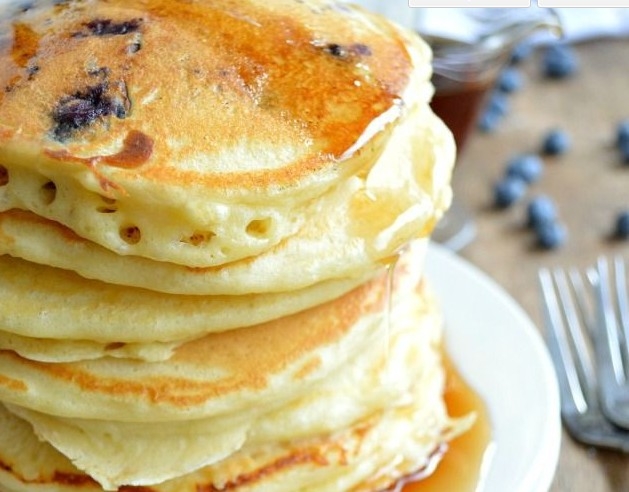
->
615 211 629 239
497 67 524 93
478 108 501 133
616 119 629 147
487 91 510 116
478 91 511 132
527 195 557 228
536 220 567 249
494 176 527 208
506 153 544 184
510 42 533 65
542 128 571 155
620 140 629 164
542 43 578 79
477 90 512 133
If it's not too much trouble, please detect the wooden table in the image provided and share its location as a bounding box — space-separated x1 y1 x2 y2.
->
450 38 629 492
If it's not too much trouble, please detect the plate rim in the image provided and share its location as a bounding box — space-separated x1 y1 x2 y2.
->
425 242 561 492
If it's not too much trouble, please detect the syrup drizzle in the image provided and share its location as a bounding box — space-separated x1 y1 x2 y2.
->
401 354 492 492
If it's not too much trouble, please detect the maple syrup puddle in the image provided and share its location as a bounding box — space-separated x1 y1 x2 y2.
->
400 352 492 492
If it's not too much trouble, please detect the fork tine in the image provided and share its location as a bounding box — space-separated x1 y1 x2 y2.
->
539 268 588 415
593 256 629 429
613 255 629 376
558 269 598 400
594 257 625 384
571 267 596 337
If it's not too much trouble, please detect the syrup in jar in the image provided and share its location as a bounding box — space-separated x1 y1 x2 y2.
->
430 72 499 153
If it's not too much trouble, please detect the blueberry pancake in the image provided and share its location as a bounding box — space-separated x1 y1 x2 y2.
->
0 0 443 273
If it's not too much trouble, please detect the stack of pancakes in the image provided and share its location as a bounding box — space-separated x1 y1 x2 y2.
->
0 0 469 490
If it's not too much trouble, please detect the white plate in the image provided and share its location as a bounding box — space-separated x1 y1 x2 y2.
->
425 243 561 492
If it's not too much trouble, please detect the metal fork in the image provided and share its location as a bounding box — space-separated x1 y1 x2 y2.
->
539 267 629 451
591 256 629 430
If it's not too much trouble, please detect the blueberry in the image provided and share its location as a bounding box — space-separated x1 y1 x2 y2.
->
506 154 544 184
510 42 533 65
486 91 510 117
497 67 523 93
494 176 527 208
536 220 567 249
478 108 501 133
615 211 629 239
477 92 510 133
616 119 629 147
620 140 629 164
527 195 557 228
542 128 571 155
542 43 578 79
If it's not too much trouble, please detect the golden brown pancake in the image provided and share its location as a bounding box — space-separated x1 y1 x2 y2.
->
0 0 436 268
0 250 377 350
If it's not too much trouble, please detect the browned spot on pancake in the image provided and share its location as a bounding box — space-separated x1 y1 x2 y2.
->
45 130 152 172
100 130 153 168
11 22 39 68
51 471 98 487
292 356 322 381
0 456 100 488
0 460 13 475
44 147 126 196
0 373 27 391
0 165 8 186
105 342 126 350
197 421 376 491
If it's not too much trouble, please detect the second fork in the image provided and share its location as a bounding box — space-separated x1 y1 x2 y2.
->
592 256 629 430
539 266 629 451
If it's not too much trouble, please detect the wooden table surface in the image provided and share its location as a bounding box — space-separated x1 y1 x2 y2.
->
448 37 629 492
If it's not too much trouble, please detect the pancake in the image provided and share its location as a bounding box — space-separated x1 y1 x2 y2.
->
0 0 434 268
0 102 453 295
0 331 179 363
0 383 471 492
0 266 472 491
0 243 423 422
0 250 378 350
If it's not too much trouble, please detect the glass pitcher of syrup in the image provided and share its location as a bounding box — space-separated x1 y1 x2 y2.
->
418 8 560 249
420 8 561 152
